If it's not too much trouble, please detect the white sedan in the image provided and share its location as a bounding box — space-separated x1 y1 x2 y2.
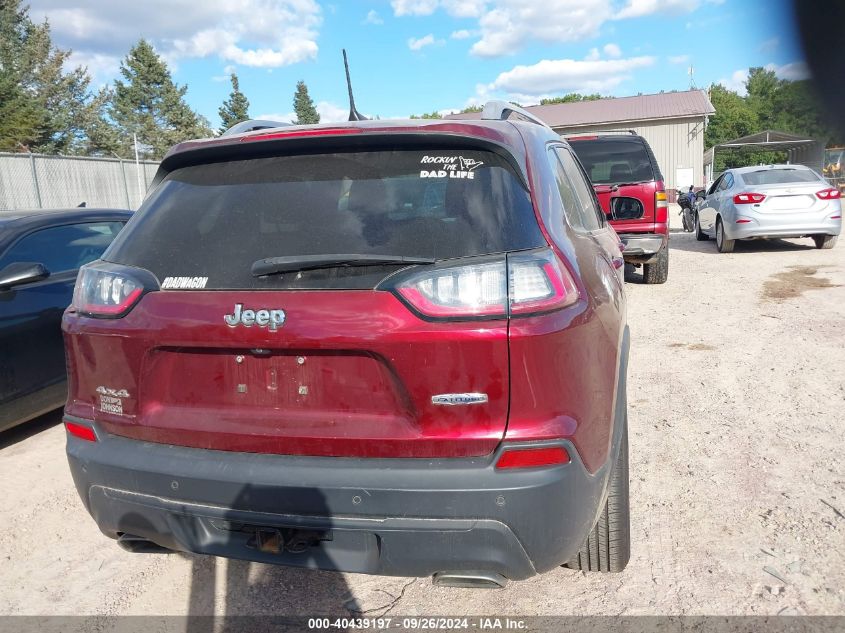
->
695 165 841 252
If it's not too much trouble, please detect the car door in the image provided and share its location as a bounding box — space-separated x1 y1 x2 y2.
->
698 174 725 233
0 221 125 428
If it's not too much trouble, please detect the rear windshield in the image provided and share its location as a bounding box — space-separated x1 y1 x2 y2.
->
741 168 820 186
568 139 656 185
105 149 544 289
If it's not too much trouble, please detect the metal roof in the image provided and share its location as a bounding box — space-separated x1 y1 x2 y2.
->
446 90 715 128
703 130 824 169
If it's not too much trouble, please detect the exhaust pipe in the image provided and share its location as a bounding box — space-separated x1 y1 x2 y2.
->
432 571 507 589
116 533 171 554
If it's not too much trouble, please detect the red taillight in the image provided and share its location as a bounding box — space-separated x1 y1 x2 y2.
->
390 249 579 320
496 446 570 469
733 192 766 204
65 421 96 442
736 219 751 224
817 188 842 200
655 190 668 223
72 266 145 318
242 128 362 142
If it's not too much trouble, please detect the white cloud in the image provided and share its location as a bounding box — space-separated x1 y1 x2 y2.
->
451 29 473 39
668 54 690 64
393 0 486 17
585 48 600 61
30 0 321 75
408 34 444 51
364 9 384 25
719 69 748 94
64 50 121 80
490 55 656 95
603 43 622 58
615 0 698 20
767 61 810 81
471 1 612 57
391 0 439 16
315 101 351 123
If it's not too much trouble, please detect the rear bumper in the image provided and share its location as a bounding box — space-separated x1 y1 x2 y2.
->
66 420 620 580
726 213 841 241
619 233 667 263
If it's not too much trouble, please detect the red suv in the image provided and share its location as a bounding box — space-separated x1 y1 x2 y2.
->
63 104 630 586
568 133 669 284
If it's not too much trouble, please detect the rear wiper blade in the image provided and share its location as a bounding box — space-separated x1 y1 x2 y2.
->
252 254 435 277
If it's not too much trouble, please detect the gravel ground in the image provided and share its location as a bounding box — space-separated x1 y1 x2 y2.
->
1 209 843 617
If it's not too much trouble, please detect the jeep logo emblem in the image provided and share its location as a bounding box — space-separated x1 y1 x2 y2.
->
224 304 286 331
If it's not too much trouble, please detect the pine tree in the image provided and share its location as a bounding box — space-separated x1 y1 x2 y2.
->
111 39 212 159
218 73 250 135
292 80 320 125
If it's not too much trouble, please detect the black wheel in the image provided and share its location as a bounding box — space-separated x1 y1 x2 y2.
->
642 246 668 284
813 234 838 249
695 213 708 241
716 218 735 253
564 415 630 573
682 209 694 232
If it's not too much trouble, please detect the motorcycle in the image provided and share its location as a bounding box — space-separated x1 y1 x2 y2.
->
677 186 696 232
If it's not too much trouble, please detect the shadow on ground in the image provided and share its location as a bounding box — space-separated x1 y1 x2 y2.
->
669 233 816 255
0 408 63 450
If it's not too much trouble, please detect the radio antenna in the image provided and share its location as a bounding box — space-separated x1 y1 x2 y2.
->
343 49 367 121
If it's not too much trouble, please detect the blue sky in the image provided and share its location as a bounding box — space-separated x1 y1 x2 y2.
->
30 0 806 128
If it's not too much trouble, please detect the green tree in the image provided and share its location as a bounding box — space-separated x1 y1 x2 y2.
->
459 105 482 113
292 80 320 125
540 93 602 105
111 39 212 159
218 73 250 135
409 111 442 119
0 0 106 154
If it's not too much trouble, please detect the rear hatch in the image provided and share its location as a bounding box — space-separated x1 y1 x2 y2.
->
568 136 663 233
64 140 546 458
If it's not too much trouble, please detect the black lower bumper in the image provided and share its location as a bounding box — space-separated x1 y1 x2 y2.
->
66 425 620 580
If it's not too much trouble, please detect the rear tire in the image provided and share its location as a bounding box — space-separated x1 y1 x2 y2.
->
695 213 708 241
564 416 630 573
813 234 838 249
642 246 668 284
716 218 735 253
682 209 694 232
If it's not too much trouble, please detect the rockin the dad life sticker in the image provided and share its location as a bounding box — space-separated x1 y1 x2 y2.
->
419 155 484 180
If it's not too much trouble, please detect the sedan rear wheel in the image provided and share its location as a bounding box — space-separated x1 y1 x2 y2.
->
716 218 735 253
813 234 838 249
695 213 708 241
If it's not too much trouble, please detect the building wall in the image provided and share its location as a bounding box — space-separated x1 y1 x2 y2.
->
553 116 707 198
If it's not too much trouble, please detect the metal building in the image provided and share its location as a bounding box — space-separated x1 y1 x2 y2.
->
448 90 715 198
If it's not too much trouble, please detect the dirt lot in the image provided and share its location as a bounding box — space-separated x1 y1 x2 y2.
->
1 210 843 617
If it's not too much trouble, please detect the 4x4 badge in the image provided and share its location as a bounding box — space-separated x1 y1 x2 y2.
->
431 393 489 406
224 304 286 331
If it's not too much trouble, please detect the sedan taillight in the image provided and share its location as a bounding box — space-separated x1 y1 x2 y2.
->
816 188 842 200
733 192 766 204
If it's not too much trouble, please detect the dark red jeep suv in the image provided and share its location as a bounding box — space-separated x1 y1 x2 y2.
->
568 133 669 284
62 103 630 586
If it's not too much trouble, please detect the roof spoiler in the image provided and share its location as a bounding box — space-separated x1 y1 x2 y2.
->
221 119 292 137
481 101 551 130
561 129 637 137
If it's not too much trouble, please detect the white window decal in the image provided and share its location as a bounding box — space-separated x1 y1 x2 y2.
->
161 276 209 289
419 155 484 180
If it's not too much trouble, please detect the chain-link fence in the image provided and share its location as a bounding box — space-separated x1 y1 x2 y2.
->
0 152 160 211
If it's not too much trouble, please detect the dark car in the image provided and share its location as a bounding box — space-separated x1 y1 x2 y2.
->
568 133 669 284
0 208 131 432
62 104 630 586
